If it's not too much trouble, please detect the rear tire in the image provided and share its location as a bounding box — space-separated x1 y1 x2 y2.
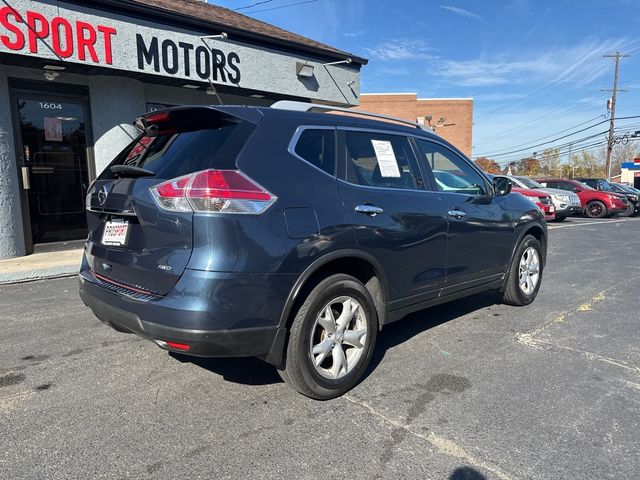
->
585 200 607 218
502 235 543 306
279 274 378 400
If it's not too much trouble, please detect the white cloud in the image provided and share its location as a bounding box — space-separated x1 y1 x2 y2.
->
438 38 637 88
342 31 365 37
366 39 438 61
439 5 484 22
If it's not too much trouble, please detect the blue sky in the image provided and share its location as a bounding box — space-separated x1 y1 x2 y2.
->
210 0 640 162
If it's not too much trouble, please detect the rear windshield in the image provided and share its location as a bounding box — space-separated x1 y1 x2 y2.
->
100 111 255 180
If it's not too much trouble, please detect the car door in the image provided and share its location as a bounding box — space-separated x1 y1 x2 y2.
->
414 139 514 294
337 128 448 305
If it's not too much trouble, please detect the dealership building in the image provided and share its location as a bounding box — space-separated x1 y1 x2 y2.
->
0 0 364 259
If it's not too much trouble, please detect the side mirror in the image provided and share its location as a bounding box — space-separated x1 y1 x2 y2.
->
573 187 582 193
493 177 512 196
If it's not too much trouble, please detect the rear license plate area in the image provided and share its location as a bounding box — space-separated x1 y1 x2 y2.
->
102 219 129 247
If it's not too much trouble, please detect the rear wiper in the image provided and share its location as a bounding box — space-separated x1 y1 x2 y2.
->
110 165 155 177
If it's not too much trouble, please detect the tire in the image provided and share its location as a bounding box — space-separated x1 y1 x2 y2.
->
554 215 567 222
502 235 543 306
619 203 634 217
585 200 607 218
279 274 378 400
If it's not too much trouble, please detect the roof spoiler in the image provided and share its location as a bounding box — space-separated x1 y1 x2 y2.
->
271 100 430 132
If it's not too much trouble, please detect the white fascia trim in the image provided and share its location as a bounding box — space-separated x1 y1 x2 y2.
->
361 92 418 96
417 97 474 101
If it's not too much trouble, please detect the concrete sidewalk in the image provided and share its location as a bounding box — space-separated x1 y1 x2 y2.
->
0 249 82 284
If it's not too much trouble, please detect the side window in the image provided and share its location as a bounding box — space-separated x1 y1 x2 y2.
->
415 140 487 195
344 131 424 190
584 179 597 189
557 182 573 191
293 129 336 176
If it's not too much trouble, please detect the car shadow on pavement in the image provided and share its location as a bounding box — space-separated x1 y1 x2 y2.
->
168 290 500 388
364 291 501 381
168 353 283 386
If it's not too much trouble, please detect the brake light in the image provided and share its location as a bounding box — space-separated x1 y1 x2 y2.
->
150 169 276 214
146 111 170 124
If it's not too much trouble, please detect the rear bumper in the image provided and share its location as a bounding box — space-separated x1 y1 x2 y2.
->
79 265 296 359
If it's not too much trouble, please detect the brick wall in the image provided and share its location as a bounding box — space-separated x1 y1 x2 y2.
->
356 93 474 157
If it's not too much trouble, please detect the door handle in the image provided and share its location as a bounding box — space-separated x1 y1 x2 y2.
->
21 167 30 190
447 209 466 219
355 204 384 216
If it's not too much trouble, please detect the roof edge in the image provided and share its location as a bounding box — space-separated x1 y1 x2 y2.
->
86 0 368 65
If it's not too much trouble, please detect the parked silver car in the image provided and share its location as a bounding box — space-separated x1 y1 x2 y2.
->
494 175 582 221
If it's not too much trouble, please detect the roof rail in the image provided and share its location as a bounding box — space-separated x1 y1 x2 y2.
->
270 100 430 131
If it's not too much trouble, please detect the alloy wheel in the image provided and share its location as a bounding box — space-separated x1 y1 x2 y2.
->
309 296 368 380
518 247 540 296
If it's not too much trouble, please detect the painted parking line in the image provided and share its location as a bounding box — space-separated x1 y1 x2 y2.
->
548 217 638 229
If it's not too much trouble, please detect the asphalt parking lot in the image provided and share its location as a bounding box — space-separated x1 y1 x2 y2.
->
1 216 639 479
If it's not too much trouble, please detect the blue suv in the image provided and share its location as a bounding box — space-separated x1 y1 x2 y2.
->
80 102 546 399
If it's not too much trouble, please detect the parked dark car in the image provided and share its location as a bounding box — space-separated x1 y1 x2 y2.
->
536 178 628 218
609 182 640 216
80 102 547 399
575 177 633 216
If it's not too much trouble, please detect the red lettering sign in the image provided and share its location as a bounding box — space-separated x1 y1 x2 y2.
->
0 7 117 65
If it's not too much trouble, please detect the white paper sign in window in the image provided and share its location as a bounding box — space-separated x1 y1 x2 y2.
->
371 140 400 177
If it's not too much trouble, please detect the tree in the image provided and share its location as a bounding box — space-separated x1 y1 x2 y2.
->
539 148 561 176
474 157 501 173
514 157 540 176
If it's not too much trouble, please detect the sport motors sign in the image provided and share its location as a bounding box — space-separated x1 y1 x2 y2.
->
0 0 359 104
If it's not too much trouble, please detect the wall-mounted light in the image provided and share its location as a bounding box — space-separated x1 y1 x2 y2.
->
296 61 315 78
323 58 352 66
206 84 217 95
347 80 356 87
182 84 200 89
43 64 64 81
200 32 228 40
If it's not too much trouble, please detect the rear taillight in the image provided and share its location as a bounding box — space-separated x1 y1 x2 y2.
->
150 169 276 214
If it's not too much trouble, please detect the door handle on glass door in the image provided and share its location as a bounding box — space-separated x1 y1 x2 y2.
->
21 167 30 190
447 209 466 219
355 205 384 216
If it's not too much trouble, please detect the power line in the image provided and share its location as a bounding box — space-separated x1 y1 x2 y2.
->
234 0 274 11
476 115 606 157
243 0 318 14
485 120 640 166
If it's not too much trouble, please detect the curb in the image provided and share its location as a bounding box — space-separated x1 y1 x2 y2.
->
0 266 79 285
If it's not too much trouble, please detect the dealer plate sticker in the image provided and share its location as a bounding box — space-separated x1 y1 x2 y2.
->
102 220 129 246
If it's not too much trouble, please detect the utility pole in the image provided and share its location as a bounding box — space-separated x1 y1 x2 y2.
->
568 143 574 177
603 51 630 181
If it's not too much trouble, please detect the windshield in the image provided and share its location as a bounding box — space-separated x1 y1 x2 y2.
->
597 179 615 192
515 176 544 189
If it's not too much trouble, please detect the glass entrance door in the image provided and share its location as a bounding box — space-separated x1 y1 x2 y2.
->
16 95 90 244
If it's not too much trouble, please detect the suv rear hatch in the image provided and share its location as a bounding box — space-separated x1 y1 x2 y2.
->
85 107 260 295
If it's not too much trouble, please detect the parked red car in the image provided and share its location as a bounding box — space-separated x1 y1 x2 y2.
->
512 187 556 221
536 178 628 218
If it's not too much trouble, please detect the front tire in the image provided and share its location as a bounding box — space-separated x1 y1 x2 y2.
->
502 235 543 306
279 274 378 400
585 200 607 218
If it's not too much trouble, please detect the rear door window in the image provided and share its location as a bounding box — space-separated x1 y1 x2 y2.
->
293 128 336 176
344 131 424 190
